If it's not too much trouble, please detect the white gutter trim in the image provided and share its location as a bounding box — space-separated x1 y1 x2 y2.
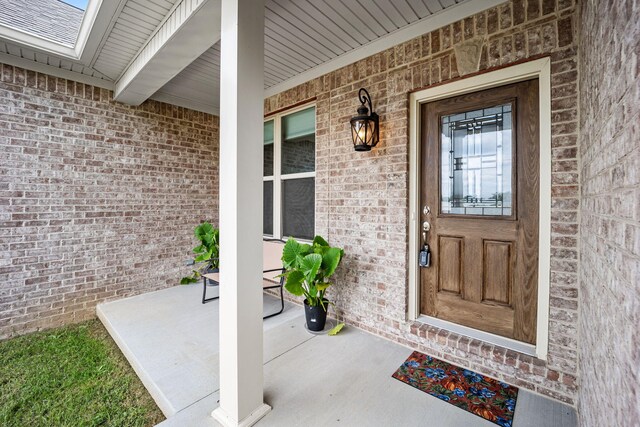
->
72 0 104 58
0 52 114 89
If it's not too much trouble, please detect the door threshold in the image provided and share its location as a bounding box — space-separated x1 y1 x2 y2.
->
416 315 538 358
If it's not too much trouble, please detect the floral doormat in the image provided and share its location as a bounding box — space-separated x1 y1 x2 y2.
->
392 351 518 427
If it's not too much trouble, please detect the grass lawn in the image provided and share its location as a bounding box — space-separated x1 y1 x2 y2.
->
0 319 165 427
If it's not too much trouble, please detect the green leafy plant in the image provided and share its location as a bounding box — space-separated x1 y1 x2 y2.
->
280 235 344 310
180 222 220 284
328 323 345 336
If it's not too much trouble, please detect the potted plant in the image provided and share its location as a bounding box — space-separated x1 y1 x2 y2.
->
180 222 220 284
280 235 344 331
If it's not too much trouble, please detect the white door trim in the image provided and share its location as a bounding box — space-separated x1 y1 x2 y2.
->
408 57 552 360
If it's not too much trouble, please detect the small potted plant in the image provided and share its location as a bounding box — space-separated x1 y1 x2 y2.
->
180 222 220 284
280 235 344 331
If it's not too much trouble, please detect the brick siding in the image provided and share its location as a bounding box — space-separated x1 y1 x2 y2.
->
0 66 219 339
266 0 580 404
577 0 639 424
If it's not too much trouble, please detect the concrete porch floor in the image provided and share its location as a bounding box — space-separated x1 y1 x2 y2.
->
97 286 577 427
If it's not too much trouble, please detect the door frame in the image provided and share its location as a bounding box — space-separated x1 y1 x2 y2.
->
408 58 552 359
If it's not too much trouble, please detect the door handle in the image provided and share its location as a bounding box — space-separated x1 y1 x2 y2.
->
422 221 431 246
420 221 432 268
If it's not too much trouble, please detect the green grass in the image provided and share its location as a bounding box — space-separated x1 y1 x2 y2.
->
0 320 165 427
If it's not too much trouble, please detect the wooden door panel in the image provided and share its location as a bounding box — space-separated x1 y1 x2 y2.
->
482 240 514 305
435 292 514 338
437 236 463 295
437 220 516 240
462 237 483 303
420 79 539 345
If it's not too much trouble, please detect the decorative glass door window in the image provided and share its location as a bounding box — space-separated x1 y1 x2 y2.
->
440 103 514 217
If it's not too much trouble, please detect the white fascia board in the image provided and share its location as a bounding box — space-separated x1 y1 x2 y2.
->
78 0 128 64
0 51 114 89
263 0 505 98
114 0 221 105
0 24 76 58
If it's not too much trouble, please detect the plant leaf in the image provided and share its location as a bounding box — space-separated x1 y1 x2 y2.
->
281 238 302 268
312 235 329 247
328 323 345 336
284 270 305 296
321 247 343 277
301 253 322 283
316 282 331 291
194 249 213 263
180 277 199 285
308 283 317 301
299 243 312 255
194 222 214 240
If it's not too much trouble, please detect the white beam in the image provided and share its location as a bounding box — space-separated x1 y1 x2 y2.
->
150 91 220 116
211 0 269 426
113 0 221 105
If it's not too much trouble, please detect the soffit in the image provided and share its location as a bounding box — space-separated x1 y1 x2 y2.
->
153 0 468 114
0 0 492 114
91 0 181 81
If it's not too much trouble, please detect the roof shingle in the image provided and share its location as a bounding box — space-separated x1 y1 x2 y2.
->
0 0 83 46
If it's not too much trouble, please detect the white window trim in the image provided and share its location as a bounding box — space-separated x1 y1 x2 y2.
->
408 58 552 360
264 101 316 241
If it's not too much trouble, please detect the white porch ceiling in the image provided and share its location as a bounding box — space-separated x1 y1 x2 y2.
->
151 0 472 114
0 0 495 115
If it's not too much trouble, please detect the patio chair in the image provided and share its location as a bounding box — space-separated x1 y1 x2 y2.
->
201 239 286 319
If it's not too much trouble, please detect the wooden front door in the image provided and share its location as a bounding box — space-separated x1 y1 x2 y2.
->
420 80 539 344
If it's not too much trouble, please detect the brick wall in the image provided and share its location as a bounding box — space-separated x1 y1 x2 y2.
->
0 65 219 339
577 0 639 424
266 0 580 403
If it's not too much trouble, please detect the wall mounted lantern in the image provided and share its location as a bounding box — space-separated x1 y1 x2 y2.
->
350 88 379 151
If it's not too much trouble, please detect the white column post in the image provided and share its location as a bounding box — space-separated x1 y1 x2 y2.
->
211 0 269 426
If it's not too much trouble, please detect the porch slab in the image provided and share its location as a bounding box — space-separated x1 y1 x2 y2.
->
98 286 576 426
97 285 305 416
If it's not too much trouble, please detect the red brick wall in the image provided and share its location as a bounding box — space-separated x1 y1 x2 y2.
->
0 65 219 339
578 0 639 424
266 0 580 403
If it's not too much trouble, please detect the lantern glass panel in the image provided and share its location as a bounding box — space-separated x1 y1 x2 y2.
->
365 120 376 145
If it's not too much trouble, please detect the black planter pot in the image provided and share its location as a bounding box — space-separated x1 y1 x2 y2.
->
304 299 329 331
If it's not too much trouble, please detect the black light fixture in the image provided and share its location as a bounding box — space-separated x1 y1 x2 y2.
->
350 88 379 151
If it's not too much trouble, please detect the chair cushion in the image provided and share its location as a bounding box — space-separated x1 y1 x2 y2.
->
202 240 285 285
262 240 285 281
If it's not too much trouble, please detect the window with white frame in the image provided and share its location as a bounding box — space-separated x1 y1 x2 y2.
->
263 105 316 241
